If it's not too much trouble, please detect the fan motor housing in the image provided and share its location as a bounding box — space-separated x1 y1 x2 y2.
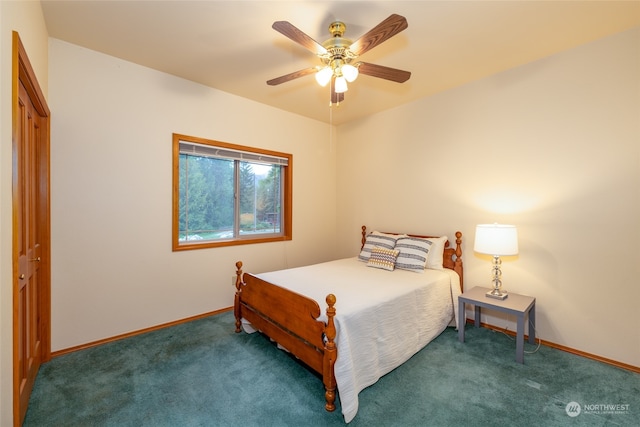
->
321 21 355 65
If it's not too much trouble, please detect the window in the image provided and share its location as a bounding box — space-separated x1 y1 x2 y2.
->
172 134 292 251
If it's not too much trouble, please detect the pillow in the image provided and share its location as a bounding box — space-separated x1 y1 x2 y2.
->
424 236 448 270
367 247 400 271
394 236 433 273
358 231 402 262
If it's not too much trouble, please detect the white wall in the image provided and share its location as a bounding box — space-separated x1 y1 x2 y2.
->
48 39 337 351
0 1 50 424
336 27 640 367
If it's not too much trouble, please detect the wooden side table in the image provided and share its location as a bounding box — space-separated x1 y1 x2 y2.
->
458 286 536 364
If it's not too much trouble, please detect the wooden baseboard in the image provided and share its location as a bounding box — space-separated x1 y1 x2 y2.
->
466 318 640 374
51 307 233 358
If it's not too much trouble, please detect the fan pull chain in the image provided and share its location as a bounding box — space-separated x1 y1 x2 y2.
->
328 84 338 152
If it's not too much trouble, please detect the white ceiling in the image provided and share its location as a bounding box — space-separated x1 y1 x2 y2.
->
41 1 640 125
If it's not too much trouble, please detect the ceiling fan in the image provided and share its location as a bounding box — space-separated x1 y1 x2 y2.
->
267 14 411 105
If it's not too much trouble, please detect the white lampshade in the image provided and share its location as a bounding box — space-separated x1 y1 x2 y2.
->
342 64 359 82
474 224 518 256
334 76 348 93
315 66 333 87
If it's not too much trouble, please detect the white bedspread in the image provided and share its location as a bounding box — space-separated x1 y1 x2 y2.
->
252 257 461 423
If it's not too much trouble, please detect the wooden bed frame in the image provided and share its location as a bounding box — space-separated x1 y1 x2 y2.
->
234 226 463 413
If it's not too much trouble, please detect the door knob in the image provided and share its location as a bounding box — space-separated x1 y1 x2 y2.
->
29 257 41 262
19 274 25 280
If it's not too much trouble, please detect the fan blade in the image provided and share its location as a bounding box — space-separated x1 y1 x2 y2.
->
357 62 411 83
272 21 328 56
349 14 408 57
267 67 318 86
330 77 345 104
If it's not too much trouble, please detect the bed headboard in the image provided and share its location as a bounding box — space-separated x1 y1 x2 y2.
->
360 225 464 289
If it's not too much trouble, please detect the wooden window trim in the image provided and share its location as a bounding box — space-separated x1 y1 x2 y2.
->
172 133 292 251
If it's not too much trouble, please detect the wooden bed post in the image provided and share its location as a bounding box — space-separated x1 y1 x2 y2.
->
454 232 463 289
234 261 243 333
361 225 367 249
323 294 337 412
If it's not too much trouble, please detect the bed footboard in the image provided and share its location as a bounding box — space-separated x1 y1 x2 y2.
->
234 261 337 412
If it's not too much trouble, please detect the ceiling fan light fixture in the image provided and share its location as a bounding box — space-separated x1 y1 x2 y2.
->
315 66 333 87
342 64 359 82
335 76 348 93
269 15 411 101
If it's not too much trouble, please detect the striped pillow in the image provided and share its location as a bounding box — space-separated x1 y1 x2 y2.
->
367 247 400 271
358 231 401 262
395 236 433 273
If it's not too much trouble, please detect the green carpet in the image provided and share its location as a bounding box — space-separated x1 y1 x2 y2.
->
24 311 639 426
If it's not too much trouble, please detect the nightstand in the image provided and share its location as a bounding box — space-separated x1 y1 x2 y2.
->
458 286 536 363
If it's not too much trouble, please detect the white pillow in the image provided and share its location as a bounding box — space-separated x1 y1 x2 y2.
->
424 236 448 270
358 231 402 262
395 236 432 273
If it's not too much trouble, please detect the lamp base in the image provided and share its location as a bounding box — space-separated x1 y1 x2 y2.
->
486 289 508 300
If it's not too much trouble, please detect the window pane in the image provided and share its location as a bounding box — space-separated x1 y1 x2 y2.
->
179 154 234 241
239 162 281 235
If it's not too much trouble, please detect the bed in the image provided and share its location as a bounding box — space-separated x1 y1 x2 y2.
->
233 226 463 423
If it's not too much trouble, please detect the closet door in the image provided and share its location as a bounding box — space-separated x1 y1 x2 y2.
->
13 32 51 427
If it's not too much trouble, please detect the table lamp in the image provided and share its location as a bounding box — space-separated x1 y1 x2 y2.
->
474 223 518 300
